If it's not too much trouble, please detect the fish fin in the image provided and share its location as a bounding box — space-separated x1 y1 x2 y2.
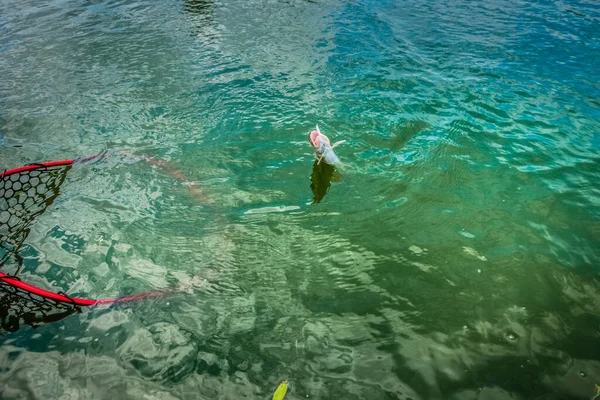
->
331 170 342 182
331 140 346 148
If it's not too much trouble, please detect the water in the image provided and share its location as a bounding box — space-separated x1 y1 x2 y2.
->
1 0 599 398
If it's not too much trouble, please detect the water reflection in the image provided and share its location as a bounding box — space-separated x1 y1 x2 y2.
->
183 0 214 36
184 0 212 15
309 160 337 204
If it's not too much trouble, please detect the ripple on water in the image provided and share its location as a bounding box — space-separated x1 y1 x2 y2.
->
1 0 600 398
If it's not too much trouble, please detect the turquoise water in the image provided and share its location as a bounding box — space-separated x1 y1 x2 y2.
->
1 0 600 398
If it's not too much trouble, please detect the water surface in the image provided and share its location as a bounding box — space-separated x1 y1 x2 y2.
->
1 0 600 399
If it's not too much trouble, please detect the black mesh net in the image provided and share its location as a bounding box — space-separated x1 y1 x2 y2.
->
0 276 79 332
0 163 76 331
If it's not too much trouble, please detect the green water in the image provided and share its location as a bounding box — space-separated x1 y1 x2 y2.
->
1 0 600 399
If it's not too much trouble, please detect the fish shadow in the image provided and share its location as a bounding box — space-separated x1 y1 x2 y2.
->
309 160 341 204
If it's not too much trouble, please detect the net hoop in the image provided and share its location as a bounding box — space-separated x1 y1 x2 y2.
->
1 160 75 178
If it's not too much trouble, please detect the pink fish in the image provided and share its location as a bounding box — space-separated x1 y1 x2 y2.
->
308 125 345 165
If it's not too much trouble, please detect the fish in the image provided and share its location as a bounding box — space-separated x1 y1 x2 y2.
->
308 125 345 165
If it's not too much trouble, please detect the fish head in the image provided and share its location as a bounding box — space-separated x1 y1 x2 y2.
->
309 126 333 156
309 126 331 149
308 125 344 165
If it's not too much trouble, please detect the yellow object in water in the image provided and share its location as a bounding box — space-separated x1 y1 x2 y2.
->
272 380 288 400
592 384 600 400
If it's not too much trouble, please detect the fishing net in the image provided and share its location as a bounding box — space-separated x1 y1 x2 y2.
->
0 161 78 331
0 158 176 332
0 162 72 269
0 275 80 332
